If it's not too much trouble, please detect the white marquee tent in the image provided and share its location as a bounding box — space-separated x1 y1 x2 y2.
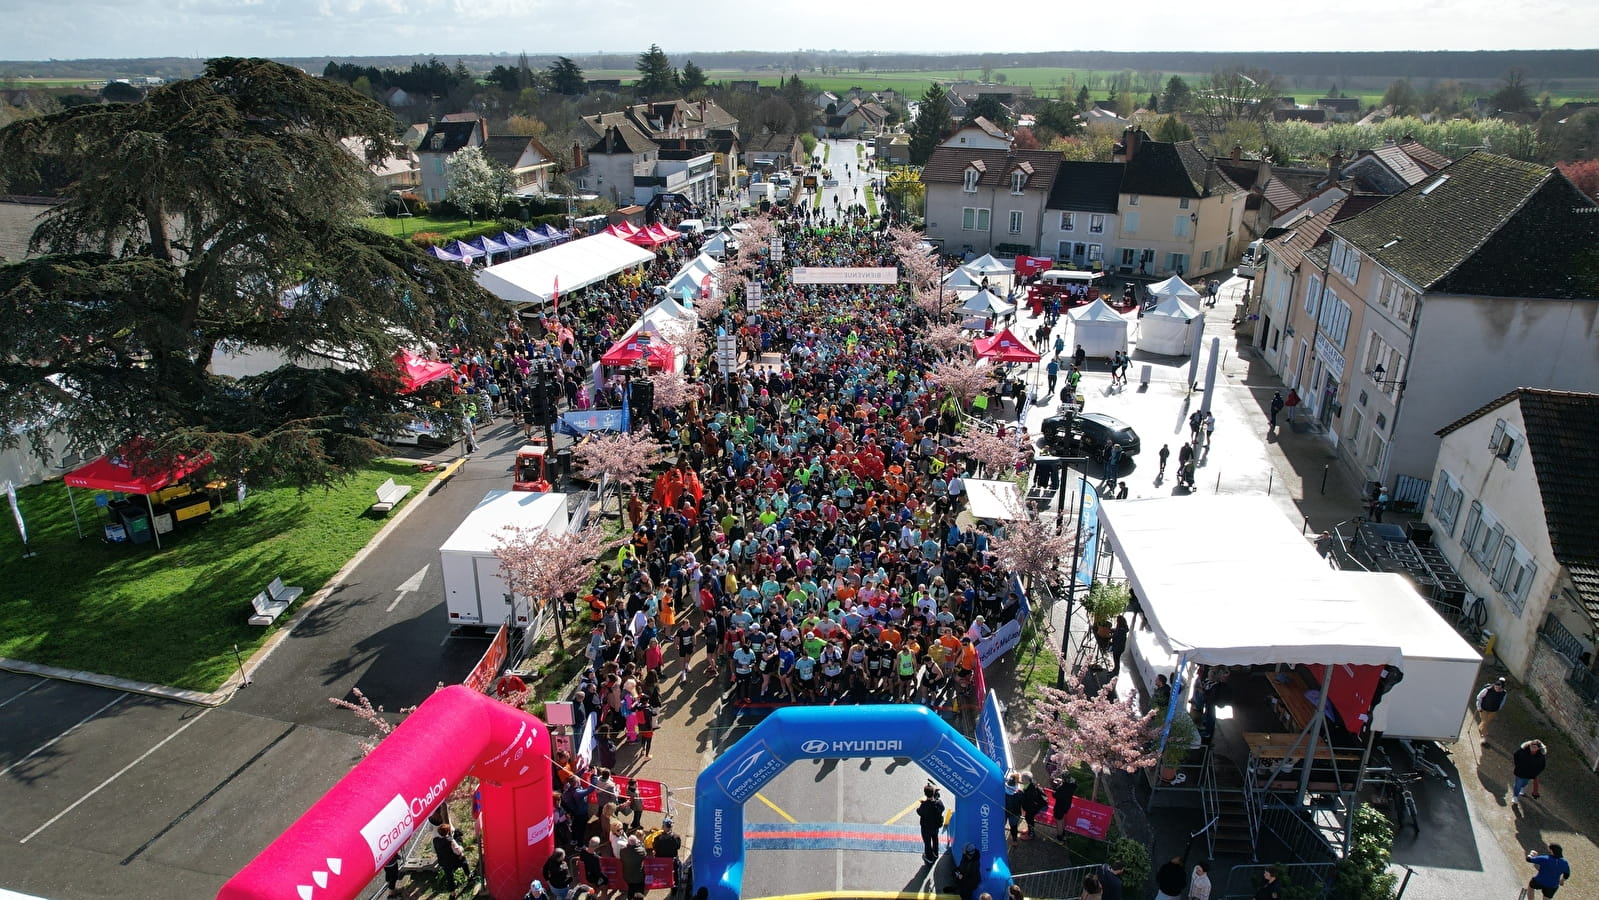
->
1137 296 1203 356
958 289 1016 329
1099 496 1479 741
700 228 738 258
476 233 655 309
1067 299 1130 358
665 253 720 300
943 267 982 290
962 253 1013 276
1146 274 1203 303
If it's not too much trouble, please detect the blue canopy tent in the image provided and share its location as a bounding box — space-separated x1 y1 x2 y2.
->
428 245 465 262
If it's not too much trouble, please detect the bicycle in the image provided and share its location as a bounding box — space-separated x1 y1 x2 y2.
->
1380 770 1423 834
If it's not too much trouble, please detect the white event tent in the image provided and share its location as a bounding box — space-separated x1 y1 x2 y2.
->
1146 274 1203 303
1066 299 1130 358
476 233 654 309
1137 296 1202 356
1098 496 1478 741
666 253 720 300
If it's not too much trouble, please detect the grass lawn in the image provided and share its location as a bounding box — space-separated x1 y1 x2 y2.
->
0 460 432 691
361 214 494 243
864 184 879 217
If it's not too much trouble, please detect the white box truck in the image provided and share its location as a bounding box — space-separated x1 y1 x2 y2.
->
440 490 569 629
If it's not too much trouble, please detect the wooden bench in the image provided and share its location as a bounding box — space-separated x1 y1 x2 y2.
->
247 576 304 626
1244 732 1363 763
370 478 413 515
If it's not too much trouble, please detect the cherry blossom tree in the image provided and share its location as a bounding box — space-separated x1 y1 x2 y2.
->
949 425 1025 479
926 358 994 408
328 687 409 755
573 429 663 516
495 522 610 650
649 368 703 411
923 322 968 357
695 280 728 321
990 513 1079 588
1029 671 1161 799
889 224 925 259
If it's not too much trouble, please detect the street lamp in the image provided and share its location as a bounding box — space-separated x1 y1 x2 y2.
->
1370 363 1407 391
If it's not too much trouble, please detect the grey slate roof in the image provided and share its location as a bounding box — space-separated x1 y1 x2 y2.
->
1330 151 1599 299
1046 161 1123 214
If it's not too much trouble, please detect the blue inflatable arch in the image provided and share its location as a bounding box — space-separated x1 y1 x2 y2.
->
693 704 1011 900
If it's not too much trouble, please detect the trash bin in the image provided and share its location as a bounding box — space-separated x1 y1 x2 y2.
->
554 447 573 483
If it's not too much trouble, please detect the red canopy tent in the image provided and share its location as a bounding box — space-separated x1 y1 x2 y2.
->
64 442 215 548
600 333 676 369
626 224 683 247
604 222 640 238
973 328 1042 363
395 350 455 393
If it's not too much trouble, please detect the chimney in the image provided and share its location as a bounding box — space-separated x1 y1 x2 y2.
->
427 115 437 131
1121 127 1143 161
572 141 584 169
1230 144 1243 161
1329 148 1345 180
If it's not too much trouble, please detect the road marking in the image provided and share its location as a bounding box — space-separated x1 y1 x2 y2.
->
120 723 297 865
0 678 45 710
883 799 920 826
21 708 212 844
754 792 797 824
387 565 429 612
0 695 125 780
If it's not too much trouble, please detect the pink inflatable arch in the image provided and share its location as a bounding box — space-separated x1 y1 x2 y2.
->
219 685 553 900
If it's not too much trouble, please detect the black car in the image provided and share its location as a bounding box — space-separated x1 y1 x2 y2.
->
1077 412 1140 460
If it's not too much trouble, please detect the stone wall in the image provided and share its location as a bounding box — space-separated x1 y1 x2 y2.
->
1527 641 1599 771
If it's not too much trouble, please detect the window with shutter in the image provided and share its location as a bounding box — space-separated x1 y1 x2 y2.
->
1489 418 1506 452
1506 431 1524 469
1461 500 1482 550
1476 520 1504 569
1490 535 1516 589
1510 557 1536 612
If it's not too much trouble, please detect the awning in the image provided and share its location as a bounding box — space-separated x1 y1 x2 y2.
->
395 350 455 393
600 333 676 369
65 443 214 495
973 328 1040 363
475 233 656 308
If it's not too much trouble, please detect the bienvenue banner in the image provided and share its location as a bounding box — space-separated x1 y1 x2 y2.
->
789 267 899 285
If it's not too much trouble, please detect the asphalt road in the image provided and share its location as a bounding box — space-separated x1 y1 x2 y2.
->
0 417 548 900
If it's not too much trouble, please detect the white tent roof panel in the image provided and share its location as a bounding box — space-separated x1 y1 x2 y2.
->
1098 496 1479 673
476 233 655 308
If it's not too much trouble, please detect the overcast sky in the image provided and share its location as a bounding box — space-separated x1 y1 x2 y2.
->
2 0 1594 61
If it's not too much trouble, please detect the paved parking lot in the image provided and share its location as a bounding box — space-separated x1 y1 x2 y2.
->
0 672 364 898
0 430 537 899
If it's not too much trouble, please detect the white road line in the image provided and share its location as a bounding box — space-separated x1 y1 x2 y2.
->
19 708 212 844
0 679 46 710
0 695 125 780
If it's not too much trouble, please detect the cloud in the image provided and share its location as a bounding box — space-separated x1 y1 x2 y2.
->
0 0 1593 59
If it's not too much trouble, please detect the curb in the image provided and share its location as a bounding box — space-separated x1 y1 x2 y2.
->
1 457 465 708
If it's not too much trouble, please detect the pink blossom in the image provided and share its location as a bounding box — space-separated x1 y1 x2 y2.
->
495 523 610 616
990 515 1079 584
573 429 664 491
1028 672 1161 798
926 358 994 406
649 368 703 410
923 322 967 356
949 426 1025 479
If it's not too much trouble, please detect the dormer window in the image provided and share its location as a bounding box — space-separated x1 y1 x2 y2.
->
963 167 980 192
1011 171 1026 194
430 133 445 151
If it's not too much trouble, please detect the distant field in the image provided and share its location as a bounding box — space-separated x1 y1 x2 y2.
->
4 77 103 88
585 65 1599 109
